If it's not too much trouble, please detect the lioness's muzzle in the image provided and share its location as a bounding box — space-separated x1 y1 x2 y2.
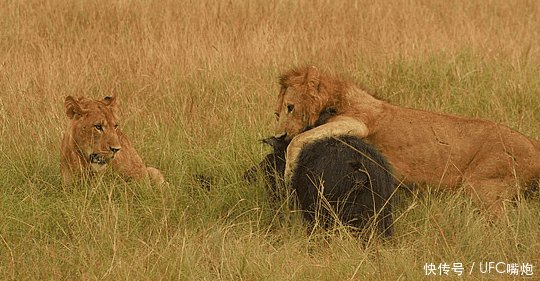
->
89 153 111 165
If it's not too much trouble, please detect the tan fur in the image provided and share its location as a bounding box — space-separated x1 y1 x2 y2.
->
275 66 540 216
61 96 165 184
283 115 368 183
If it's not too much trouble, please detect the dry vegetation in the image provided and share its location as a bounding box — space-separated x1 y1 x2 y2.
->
1 0 539 280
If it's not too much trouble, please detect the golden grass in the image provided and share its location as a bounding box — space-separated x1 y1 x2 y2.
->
1 0 539 279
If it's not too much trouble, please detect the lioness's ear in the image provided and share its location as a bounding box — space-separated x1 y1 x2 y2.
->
306 66 320 90
65 96 85 119
102 96 117 107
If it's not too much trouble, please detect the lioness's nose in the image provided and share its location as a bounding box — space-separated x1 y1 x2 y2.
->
109 146 121 154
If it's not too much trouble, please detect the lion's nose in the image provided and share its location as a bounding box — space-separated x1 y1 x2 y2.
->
109 146 121 154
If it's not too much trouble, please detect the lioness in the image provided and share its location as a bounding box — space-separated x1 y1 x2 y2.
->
274 66 540 216
61 96 165 184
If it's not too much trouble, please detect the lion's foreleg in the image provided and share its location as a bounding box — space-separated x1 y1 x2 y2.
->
283 117 369 183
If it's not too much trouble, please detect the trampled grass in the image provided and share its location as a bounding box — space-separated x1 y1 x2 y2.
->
1 0 539 280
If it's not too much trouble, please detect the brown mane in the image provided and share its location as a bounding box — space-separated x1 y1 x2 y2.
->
278 66 383 113
279 66 348 97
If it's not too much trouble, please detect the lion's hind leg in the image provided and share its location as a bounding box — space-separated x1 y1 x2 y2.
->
463 178 519 220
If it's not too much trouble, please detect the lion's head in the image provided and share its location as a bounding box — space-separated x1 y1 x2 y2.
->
274 66 345 140
64 96 121 170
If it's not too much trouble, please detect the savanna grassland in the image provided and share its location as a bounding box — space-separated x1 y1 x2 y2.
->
1 0 540 280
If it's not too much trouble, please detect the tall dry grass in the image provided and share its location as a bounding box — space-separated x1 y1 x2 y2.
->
1 0 539 279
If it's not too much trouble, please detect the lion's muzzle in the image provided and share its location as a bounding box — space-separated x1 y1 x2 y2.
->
89 153 107 165
88 144 120 166
89 153 114 165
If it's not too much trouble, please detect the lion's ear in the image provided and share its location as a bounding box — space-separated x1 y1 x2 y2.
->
306 66 320 90
103 96 120 119
65 96 86 119
102 96 117 107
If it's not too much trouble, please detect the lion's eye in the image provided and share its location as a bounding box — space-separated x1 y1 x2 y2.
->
94 124 103 131
286 104 294 114
114 124 119 130
274 112 280 120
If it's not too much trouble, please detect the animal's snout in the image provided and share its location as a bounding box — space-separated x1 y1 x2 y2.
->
274 132 289 141
109 146 121 154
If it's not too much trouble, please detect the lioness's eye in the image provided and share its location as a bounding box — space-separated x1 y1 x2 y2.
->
94 124 103 131
274 112 280 120
114 124 119 130
286 104 294 113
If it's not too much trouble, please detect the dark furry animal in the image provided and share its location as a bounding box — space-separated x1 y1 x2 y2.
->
243 106 338 192
243 136 288 200
244 134 395 236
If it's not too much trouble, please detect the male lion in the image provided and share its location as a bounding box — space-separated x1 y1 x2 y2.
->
275 66 540 216
61 96 165 184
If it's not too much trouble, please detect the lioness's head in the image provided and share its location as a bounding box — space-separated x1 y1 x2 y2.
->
65 96 121 169
274 66 343 140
